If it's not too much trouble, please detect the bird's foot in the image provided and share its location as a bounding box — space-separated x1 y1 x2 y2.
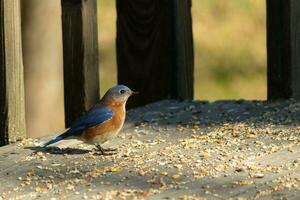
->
96 151 117 156
94 144 117 155
103 147 117 152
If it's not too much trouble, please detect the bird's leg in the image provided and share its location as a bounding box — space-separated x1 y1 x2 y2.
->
94 144 117 155
95 144 106 154
95 144 117 152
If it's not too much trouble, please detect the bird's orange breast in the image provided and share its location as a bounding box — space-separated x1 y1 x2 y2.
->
80 102 126 144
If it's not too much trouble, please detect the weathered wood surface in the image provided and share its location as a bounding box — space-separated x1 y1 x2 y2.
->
1 100 300 199
61 0 100 127
0 0 26 146
267 0 300 100
116 0 194 108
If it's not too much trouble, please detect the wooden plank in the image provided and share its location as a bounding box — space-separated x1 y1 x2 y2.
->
1 100 300 199
0 0 25 146
61 0 99 126
116 0 194 107
267 0 300 100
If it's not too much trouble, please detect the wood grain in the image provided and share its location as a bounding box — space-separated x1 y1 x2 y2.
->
116 0 194 107
267 0 300 100
0 0 26 146
61 0 99 127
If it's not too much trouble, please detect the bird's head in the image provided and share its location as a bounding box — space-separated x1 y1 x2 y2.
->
102 85 138 106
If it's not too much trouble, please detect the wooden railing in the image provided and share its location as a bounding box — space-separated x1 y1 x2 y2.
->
0 0 299 146
0 0 193 146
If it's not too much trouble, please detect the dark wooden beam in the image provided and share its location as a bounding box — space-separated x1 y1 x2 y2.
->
61 0 99 126
116 0 194 107
0 0 26 146
267 0 300 100
172 0 194 99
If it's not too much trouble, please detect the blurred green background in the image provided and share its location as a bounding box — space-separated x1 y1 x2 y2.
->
22 0 266 137
98 0 267 100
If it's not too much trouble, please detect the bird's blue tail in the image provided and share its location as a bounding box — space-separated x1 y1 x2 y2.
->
43 128 82 147
43 135 65 147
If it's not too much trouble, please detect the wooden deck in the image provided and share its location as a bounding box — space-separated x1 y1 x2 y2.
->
1 100 300 199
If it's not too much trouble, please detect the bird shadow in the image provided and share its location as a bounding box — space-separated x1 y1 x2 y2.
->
25 146 92 155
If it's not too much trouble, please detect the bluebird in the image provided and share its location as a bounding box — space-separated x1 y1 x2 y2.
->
44 85 138 155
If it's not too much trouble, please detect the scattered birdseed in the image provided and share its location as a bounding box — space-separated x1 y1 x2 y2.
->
1 100 300 199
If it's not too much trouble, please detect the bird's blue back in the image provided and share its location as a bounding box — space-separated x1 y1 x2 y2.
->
44 106 113 146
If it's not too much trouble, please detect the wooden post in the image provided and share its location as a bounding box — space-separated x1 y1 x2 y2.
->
172 0 194 99
116 0 194 107
61 0 99 126
267 0 300 100
0 0 26 146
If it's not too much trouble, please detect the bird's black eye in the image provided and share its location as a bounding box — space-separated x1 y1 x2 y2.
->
120 90 125 94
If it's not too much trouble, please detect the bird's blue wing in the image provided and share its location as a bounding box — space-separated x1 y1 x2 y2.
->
68 107 113 134
44 107 113 146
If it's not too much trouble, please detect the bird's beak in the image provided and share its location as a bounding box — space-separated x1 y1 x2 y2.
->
131 91 139 96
